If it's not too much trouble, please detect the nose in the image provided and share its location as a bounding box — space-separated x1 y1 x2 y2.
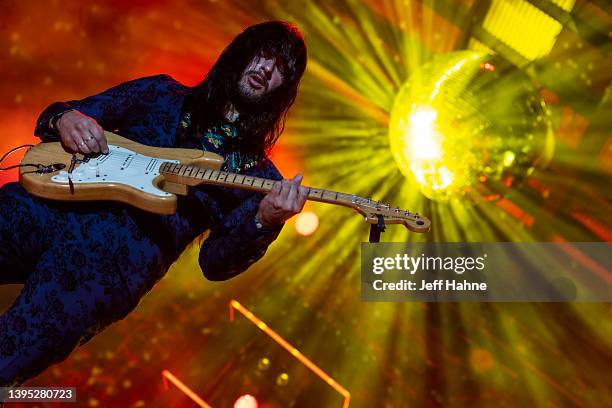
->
260 57 276 77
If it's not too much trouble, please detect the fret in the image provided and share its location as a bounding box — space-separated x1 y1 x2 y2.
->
263 179 275 190
227 173 237 183
322 190 336 201
309 189 322 199
253 177 264 188
202 169 213 179
336 192 350 202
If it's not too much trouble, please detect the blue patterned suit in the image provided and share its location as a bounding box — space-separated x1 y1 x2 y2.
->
0 74 284 386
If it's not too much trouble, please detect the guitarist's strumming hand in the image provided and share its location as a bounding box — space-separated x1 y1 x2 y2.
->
56 110 109 155
257 174 309 227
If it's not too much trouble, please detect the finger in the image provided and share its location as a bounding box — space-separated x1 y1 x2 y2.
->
270 180 282 196
75 134 92 154
293 188 307 212
68 131 87 154
89 121 104 151
97 126 109 153
286 177 298 206
298 186 309 207
85 129 101 153
293 173 304 185
84 129 99 153
78 141 90 154
60 132 78 152
89 123 107 153
279 179 291 201
65 139 78 152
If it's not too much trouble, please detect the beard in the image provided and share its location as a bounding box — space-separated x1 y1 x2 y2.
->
230 77 274 115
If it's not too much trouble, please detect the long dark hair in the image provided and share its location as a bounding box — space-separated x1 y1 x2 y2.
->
189 21 307 158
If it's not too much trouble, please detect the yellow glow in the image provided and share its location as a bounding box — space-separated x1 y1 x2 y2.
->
408 108 442 161
503 151 515 166
389 51 553 201
429 55 479 101
434 166 454 190
295 211 319 236
482 0 575 61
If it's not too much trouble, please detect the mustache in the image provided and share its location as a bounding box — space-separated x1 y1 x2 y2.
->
245 70 268 89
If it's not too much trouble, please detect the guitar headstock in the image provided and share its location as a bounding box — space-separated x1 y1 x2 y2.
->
351 196 431 233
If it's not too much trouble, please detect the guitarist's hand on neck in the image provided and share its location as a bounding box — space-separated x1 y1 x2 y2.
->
256 173 308 227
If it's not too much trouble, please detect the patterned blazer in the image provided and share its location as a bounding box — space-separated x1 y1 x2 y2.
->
34 74 285 281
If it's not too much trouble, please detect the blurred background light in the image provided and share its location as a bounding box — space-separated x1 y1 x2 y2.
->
295 211 320 236
233 394 258 408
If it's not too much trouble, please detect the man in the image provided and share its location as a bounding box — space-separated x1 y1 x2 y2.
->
0 21 308 387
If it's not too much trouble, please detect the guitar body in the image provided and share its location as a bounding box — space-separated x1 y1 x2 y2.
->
20 131 224 215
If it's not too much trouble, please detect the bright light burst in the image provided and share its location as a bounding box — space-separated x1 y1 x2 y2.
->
389 51 554 201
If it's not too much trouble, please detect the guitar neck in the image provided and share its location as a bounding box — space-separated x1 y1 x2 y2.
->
157 161 430 232
160 162 356 208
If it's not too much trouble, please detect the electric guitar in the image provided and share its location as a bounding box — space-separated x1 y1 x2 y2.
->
19 131 431 233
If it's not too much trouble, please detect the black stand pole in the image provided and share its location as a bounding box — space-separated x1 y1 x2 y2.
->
368 214 386 243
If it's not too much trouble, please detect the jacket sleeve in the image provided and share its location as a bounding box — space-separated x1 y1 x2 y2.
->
199 160 284 281
33 74 169 142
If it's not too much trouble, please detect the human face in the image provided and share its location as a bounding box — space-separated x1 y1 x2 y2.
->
237 50 287 100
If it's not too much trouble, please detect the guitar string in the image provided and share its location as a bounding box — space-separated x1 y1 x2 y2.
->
86 153 361 204
72 155 412 217
81 151 380 208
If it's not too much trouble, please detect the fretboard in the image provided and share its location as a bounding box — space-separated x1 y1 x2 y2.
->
160 162 356 207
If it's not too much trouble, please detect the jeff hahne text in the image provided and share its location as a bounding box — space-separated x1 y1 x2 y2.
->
371 253 488 292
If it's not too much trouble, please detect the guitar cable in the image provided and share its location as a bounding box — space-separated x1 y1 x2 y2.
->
0 144 66 174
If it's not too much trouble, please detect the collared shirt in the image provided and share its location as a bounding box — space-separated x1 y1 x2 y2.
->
177 109 262 173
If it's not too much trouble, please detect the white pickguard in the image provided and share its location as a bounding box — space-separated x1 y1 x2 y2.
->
51 144 179 197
